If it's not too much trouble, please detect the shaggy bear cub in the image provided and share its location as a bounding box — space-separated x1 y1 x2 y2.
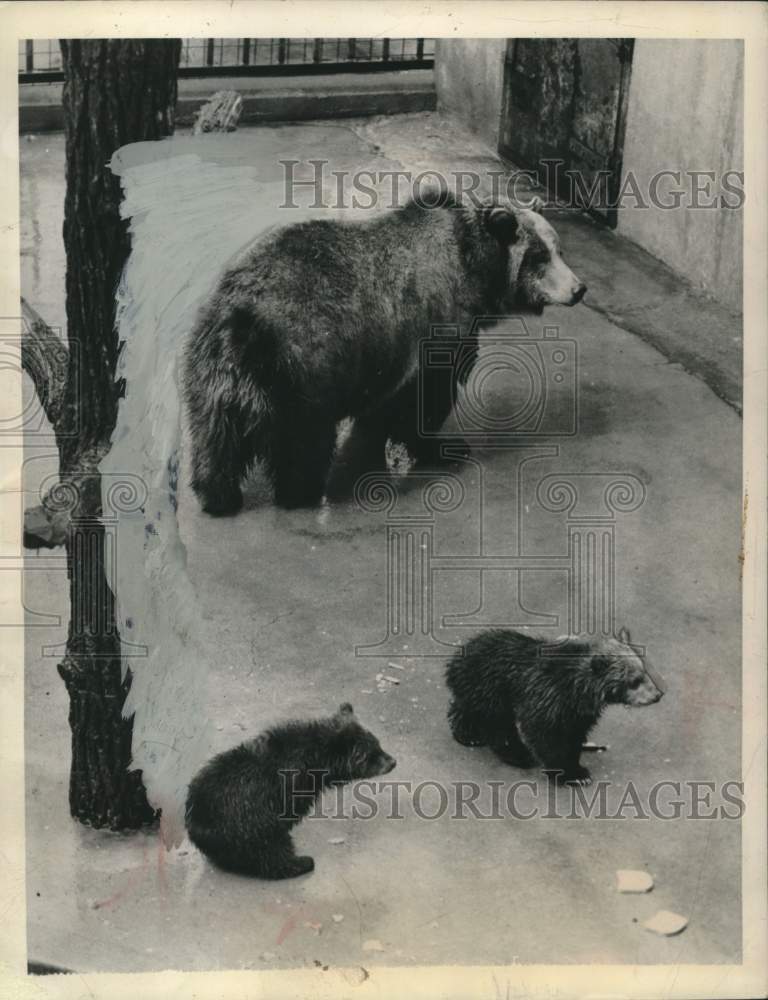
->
185 703 396 879
445 628 664 785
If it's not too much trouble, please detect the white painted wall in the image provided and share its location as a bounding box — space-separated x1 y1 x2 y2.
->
618 39 744 312
434 39 744 311
434 38 506 149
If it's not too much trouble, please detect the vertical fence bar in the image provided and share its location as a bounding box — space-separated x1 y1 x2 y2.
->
416 38 424 60
277 38 287 64
313 38 322 63
25 40 34 73
205 39 214 66
242 38 250 65
382 38 390 63
347 38 356 61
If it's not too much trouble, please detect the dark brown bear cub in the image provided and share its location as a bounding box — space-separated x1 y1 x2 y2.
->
445 628 664 785
185 704 396 879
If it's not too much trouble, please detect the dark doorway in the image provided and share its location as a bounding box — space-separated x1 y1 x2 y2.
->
499 38 634 227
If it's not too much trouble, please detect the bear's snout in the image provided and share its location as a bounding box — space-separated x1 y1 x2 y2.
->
379 753 397 774
571 282 587 304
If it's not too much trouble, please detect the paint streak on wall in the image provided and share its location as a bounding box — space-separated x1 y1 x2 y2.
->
103 137 308 845
102 129 408 846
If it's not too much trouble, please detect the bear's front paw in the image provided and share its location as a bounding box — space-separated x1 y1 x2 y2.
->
546 766 592 786
565 773 592 787
562 766 592 787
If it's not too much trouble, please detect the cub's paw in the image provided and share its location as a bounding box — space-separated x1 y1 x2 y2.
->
294 855 315 876
545 767 592 786
492 743 536 768
448 722 487 748
562 767 592 787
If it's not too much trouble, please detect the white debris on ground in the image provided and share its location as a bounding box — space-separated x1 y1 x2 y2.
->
375 671 400 692
616 869 654 893
642 910 689 936
362 939 386 953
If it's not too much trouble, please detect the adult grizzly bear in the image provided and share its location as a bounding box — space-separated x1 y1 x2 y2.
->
183 193 586 513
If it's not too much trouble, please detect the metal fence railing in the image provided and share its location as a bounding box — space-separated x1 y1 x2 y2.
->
19 38 435 82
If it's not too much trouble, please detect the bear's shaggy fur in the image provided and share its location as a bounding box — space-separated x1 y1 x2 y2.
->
183 193 586 513
185 703 395 879
445 628 664 785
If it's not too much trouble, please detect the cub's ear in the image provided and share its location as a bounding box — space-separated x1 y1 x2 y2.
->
482 205 519 243
529 195 546 214
591 654 611 675
617 626 631 645
337 702 355 718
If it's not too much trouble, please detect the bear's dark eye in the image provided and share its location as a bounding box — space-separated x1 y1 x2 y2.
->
526 250 549 268
629 675 644 689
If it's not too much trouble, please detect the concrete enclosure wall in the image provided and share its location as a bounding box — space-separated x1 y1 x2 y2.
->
434 38 506 148
433 38 743 311
618 39 744 312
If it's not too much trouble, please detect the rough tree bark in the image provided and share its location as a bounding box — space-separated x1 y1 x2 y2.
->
55 39 182 829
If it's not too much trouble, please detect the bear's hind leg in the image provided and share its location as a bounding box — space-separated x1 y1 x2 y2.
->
189 415 249 516
490 726 536 768
447 699 491 747
255 838 315 880
207 830 315 880
186 366 267 517
520 727 591 785
269 412 337 510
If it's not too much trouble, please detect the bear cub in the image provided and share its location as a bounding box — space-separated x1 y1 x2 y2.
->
445 628 664 785
185 703 396 879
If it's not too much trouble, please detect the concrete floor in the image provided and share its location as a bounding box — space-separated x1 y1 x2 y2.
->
21 114 742 972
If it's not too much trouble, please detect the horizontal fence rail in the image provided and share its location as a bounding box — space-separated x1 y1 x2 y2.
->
19 38 435 82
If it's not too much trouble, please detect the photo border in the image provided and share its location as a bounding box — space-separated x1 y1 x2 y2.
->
1 3 765 997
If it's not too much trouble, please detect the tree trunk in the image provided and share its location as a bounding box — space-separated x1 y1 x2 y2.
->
56 40 182 829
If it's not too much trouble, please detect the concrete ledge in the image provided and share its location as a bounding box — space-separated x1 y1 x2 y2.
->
19 70 436 133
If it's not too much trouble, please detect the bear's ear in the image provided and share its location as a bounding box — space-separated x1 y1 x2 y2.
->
337 702 355 718
483 205 519 243
529 195 546 214
591 654 611 675
617 626 631 645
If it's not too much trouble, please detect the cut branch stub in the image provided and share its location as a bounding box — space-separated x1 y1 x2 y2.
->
20 296 68 432
193 90 243 135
